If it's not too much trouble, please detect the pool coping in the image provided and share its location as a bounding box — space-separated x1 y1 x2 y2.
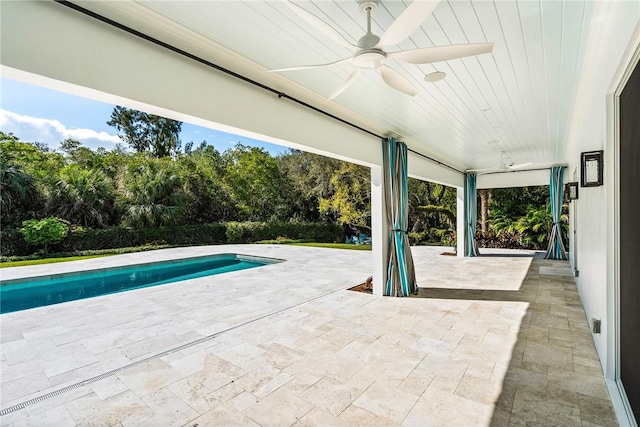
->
0 253 284 286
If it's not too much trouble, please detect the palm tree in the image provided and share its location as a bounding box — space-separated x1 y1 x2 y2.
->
46 165 116 228
0 159 36 214
118 156 184 227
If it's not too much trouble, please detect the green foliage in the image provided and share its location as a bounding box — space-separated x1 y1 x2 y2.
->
225 222 245 244
0 150 39 227
107 106 182 157
482 186 565 250
177 146 235 223
20 217 69 256
406 179 457 245
223 221 343 244
510 205 552 248
1 130 566 254
2 221 341 256
489 186 548 219
0 133 65 181
416 204 456 228
223 144 291 221
118 155 185 227
319 162 370 227
46 165 116 228
278 150 341 222
254 238 315 244
61 223 227 252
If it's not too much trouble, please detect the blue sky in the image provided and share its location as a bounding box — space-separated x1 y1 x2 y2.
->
0 77 288 156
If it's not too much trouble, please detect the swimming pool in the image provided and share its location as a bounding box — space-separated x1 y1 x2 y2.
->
0 254 280 314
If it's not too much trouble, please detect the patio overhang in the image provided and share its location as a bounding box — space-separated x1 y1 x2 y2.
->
1 1 639 423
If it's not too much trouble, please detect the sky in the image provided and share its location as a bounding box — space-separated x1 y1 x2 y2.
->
0 77 288 156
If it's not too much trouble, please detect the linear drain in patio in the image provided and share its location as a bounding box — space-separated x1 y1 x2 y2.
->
0 286 346 416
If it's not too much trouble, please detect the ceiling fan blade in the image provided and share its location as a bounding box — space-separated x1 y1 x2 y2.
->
284 1 358 51
508 162 533 170
389 42 494 64
267 57 350 72
466 167 502 173
380 66 418 96
377 1 440 48
329 68 361 100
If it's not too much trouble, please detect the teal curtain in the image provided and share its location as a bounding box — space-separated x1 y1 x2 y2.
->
383 138 417 297
545 166 567 260
465 172 480 257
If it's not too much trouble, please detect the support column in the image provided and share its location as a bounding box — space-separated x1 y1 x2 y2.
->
456 186 465 257
371 165 388 296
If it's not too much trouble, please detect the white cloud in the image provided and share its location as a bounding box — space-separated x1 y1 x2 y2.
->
0 108 121 149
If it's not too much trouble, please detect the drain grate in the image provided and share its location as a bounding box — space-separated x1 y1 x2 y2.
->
0 286 348 416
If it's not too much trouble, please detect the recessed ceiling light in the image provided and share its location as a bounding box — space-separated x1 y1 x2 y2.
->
482 107 492 112
424 71 446 82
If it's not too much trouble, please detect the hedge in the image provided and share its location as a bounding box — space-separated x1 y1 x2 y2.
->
224 221 342 244
1 221 343 257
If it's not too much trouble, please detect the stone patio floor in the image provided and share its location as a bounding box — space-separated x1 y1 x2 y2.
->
0 245 618 426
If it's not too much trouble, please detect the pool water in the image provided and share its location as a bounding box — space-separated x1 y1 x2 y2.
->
0 254 279 314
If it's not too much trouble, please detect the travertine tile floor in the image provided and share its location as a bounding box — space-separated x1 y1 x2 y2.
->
0 246 617 426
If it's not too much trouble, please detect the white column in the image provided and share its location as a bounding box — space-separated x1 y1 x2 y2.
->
371 165 388 296
456 186 465 257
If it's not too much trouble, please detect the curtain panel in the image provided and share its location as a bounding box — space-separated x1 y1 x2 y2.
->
465 172 480 257
383 138 417 297
545 166 568 260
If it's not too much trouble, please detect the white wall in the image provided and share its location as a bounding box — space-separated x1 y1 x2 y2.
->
477 169 549 189
563 0 640 378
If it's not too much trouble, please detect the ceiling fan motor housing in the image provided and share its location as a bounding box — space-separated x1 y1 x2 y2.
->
352 49 386 68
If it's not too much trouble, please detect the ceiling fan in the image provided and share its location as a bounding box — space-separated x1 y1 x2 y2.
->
466 151 533 174
269 0 494 99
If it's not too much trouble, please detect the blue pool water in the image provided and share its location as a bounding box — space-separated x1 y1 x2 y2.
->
0 254 279 314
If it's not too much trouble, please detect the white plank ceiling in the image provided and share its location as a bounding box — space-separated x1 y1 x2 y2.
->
74 0 596 172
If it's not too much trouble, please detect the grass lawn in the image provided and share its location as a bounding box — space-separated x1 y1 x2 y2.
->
0 254 113 268
289 242 372 251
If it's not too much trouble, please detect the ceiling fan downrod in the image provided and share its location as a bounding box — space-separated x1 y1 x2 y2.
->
357 0 380 49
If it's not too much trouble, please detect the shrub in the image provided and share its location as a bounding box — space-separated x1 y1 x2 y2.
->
20 217 69 256
225 222 244 244
1 221 342 256
222 221 342 244
61 223 228 252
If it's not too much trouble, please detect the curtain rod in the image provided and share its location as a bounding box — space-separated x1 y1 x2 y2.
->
55 1 463 175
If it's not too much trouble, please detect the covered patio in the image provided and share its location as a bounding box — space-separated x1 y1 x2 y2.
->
1 0 639 424
0 246 616 425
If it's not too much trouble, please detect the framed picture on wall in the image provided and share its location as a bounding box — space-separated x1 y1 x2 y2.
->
565 182 579 201
581 150 603 187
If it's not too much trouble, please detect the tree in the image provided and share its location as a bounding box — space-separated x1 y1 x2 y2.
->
407 178 457 244
46 165 116 228
0 132 65 181
223 144 291 221
107 106 182 157
278 150 341 222
0 154 38 227
59 138 99 168
483 185 558 250
118 155 185 227
479 189 489 233
319 162 370 228
20 217 69 256
177 146 235 223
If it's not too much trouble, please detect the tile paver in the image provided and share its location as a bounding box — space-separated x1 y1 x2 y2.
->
0 246 618 426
